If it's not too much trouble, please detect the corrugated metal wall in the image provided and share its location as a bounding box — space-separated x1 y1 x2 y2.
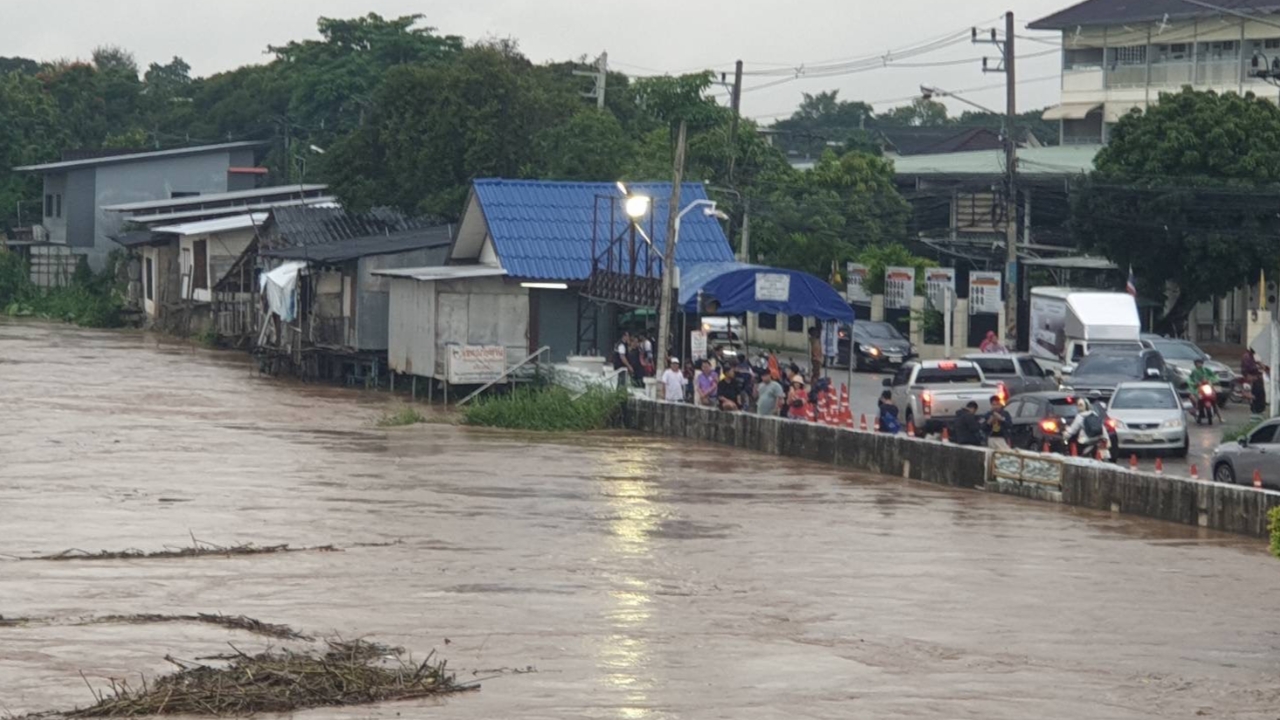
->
386 275 529 379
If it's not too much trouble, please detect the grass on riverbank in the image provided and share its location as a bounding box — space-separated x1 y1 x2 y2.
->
1 248 124 328
378 406 426 427
1270 507 1280 560
462 386 626 432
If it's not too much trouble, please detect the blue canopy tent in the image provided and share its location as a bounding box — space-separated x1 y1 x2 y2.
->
678 262 854 322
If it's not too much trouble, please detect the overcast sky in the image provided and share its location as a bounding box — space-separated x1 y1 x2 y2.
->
3 0 1074 121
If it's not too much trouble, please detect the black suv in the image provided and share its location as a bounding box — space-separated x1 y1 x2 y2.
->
1060 348 1175 400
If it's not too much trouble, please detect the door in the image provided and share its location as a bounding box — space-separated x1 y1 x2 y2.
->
1013 397 1044 449
1234 423 1279 483
1003 398 1027 447
1018 357 1051 393
192 239 208 290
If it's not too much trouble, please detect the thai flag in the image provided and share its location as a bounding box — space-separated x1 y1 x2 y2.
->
1125 266 1137 297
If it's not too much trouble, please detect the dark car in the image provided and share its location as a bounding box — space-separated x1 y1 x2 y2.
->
1002 391 1086 451
1059 348 1174 401
836 321 916 371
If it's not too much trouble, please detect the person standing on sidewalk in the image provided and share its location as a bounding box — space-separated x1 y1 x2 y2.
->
756 372 785 417
983 395 1013 449
695 360 719 407
660 357 687 403
808 326 824 379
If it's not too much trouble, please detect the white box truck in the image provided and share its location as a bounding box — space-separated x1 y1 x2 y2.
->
1028 288 1142 374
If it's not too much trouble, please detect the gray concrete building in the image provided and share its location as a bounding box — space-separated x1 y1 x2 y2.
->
14 141 266 271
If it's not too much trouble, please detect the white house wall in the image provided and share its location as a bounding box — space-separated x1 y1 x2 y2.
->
386 275 528 380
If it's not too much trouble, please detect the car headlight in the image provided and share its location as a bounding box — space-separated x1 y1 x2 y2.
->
1161 418 1182 428
1109 418 1126 429
863 346 881 356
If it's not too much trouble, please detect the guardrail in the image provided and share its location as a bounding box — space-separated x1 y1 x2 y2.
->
457 346 552 406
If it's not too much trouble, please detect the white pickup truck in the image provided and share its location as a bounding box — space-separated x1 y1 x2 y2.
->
883 360 1003 436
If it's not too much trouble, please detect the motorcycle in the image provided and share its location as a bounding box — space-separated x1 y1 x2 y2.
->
1194 382 1217 425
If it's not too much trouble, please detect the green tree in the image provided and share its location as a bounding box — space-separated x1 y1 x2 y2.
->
1071 88 1280 333
855 243 936 295
534 109 633 181
876 97 949 127
327 41 577 218
750 150 910 277
0 71 65 230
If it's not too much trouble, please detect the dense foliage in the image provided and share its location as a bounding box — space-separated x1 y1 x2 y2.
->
0 14 946 281
1071 88 1280 333
0 249 124 327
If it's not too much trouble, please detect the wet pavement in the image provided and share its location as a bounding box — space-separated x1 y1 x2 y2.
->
3 319 1280 719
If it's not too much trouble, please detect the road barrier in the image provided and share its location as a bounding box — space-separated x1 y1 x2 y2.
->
624 398 1280 539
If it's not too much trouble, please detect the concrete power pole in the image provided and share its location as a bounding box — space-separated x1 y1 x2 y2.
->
728 60 744 182
975 12 1018 344
574 52 608 109
658 121 688 362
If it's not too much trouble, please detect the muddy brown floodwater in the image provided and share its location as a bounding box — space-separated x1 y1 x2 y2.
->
2 319 1279 720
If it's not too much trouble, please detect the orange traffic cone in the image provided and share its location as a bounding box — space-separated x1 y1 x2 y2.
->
1129 454 1138 470
941 426 950 443
1190 464 1200 480
1253 469 1263 489
1154 457 1164 475
1042 441 1050 453
906 420 916 437
839 384 853 428
874 416 881 432
1070 442 1078 457
860 414 868 431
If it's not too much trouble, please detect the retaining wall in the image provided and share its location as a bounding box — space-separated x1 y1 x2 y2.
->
624 399 1280 538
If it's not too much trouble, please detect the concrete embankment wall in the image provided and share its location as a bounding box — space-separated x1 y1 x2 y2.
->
624 399 1280 538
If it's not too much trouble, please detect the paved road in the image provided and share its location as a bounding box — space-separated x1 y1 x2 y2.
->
754 348 1247 479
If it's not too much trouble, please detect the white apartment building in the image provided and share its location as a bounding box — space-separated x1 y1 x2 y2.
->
1031 0 1280 146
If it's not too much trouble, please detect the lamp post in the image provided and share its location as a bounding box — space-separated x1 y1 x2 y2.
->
618 183 721 362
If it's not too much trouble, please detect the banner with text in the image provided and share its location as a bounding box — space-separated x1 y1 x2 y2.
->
925 267 956 310
884 266 916 310
845 262 870 303
447 345 507 384
968 271 1003 314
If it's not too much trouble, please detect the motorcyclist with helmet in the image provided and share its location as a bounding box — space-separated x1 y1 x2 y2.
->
1187 357 1218 424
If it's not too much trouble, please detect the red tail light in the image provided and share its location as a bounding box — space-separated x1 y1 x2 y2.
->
937 361 957 370
921 390 933 417
997 382 1009 405
1039 419 1058 433
1105 418 1117 431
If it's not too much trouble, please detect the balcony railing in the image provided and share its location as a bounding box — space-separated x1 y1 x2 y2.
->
1095 58 1243 89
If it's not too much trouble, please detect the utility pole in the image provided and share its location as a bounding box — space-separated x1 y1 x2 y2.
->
658 120 687 362
728 60 744 183
975 12 1018 344
574 51 608 109
740 197 751 263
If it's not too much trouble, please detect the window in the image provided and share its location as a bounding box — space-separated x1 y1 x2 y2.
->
1267 39 1280 50
1250 424 1278 445
44 194 53 218
1111 45 1146 66
192 239 208 290
55 194 61 218
891 366 912 387
1017 399 1043 419
144 257 154 301
757 312 777 330
1018 357 1043 377
1003 399 1024 417
787 314 804 332
972 357 1016 375
170 191 200 199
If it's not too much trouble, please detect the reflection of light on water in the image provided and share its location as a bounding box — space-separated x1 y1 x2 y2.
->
594 447 661 718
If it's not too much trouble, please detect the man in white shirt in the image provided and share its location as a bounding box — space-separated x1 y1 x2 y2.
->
660 357 687 402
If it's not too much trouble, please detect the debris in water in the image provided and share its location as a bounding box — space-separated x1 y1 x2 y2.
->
0 613 311 640
45 639 474 717
21 535 338 562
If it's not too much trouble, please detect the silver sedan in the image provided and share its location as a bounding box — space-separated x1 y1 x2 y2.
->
1103 381 1188 458
1211 418 1280 489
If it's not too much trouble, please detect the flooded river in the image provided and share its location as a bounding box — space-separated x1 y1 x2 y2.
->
2 320 1279 719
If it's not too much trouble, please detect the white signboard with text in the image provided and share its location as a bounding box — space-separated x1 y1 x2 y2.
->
969 271 1003 315
845 262 870 303
925 267 956 310
447 345 507 384
884 266 915 310
690 330 708 360
755 272 791 302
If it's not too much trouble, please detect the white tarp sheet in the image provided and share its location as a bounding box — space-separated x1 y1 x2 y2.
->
260 261 306 322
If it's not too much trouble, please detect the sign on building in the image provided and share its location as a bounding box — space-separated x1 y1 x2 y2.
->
845 262 870 303
690 330 708 360
755 272 791 302
969 271 1003 315
884 266 915 310
925 267 956 310
821 319 839 359
447 345 507 384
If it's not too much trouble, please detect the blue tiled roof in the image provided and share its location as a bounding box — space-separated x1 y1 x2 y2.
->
472 179 735 281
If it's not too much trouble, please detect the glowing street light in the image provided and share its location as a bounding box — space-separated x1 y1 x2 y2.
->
624 194 651 219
